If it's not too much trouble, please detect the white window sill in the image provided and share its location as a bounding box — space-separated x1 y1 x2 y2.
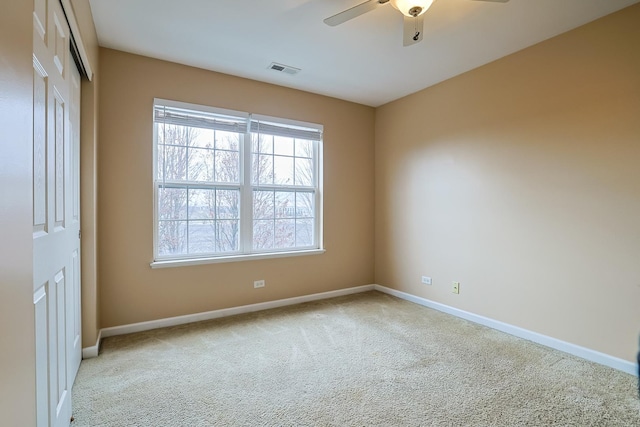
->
150 248 326 269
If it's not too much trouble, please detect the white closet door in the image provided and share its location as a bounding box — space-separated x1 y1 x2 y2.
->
33 0 82 425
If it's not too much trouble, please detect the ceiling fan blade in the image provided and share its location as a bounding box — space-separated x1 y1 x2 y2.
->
403 14 424 47
324 0 389 27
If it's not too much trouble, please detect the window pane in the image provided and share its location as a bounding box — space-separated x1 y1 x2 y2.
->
253 154 274 185
188 148 213 182
296 192 314 218
158 124 190 146
294 158 313 186
274 136 294 156
156 145 165 180
217 190 239 219
295 139 313 158
215 150 239 183
158 220 187 256
253 219 274 250
258 135 273 154
158 187 187 220
274 219 295 248
215 130 239 150
274 156 294 185
191 129 214 148
160 145 187 180
157 123 167 145
295 219 314 247
253 190 274 219
217 220 239 252
188 189 215 220
188 220 216 254
275 191 295 218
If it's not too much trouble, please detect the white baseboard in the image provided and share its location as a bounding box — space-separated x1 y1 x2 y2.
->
82 284 376 357
373 284 638 376
82 329 102 359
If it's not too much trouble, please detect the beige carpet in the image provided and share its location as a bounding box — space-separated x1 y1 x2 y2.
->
72 291 640 426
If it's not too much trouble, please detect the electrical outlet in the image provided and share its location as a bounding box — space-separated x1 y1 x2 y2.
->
421 276 432 285
253 280 265 289
452 281 460 294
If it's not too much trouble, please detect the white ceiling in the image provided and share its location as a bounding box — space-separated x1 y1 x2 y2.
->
89 0 639 107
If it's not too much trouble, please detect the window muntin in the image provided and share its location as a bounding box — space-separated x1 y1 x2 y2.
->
153 100 322 261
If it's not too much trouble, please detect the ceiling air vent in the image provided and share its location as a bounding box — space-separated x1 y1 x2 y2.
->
268 62 301 75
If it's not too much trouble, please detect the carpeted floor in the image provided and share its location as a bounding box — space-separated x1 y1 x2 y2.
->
72 291 640 426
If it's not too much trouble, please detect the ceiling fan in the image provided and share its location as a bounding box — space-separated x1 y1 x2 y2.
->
324 0 510 47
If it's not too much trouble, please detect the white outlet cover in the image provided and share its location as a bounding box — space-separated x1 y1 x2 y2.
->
421 276 432 285
254 280 265 288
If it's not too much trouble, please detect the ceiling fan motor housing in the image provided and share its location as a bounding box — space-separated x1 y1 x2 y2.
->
390 0 435 17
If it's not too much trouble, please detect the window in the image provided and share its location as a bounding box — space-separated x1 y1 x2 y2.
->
153 99 323 264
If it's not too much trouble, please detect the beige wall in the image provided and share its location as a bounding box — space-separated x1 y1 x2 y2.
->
0 1 36 423
97 49 375 328
375 4 640 363
70 0 102 348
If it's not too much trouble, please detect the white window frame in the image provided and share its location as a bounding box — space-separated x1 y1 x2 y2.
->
151 99 324 268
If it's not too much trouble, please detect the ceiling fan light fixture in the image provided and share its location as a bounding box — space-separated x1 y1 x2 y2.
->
390 0 434 17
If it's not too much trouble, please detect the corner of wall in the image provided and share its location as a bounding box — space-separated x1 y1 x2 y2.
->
71 0 102 346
